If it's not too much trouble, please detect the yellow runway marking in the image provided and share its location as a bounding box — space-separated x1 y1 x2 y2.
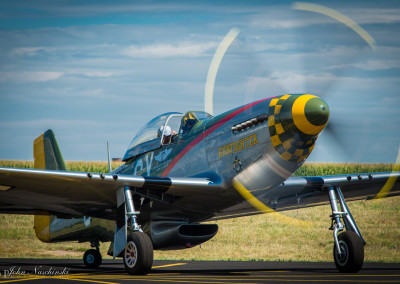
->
147 273 181 276
152 263 186 269
61 278 119 284
115 276 400 283
0 185 12 191
133 274 400 279
261 280 400 283
69 273 182 280
0 279 37 284
231 270 289 273
77 273 400 283
119 279 240 284
4 273 397 284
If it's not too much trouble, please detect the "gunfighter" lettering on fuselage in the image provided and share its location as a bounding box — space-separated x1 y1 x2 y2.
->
218 134 258 158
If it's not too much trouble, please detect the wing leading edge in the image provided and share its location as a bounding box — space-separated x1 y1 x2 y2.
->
209 171 400 221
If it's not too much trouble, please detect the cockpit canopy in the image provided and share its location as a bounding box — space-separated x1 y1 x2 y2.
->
123 111 213 161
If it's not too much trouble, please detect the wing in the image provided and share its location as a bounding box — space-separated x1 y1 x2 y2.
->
0 129 223 219
0 167 222 219
209 171 400 220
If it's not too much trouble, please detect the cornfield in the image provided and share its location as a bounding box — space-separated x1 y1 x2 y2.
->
0 160 398 262
0 160 395 176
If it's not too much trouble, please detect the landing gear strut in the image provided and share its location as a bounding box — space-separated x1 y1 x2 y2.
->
118 186 153 275
328 186 365 273
83 240 102 268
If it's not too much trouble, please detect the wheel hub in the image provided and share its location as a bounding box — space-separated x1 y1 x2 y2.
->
125 241 138 268
87 255 94 263
336 241 349 266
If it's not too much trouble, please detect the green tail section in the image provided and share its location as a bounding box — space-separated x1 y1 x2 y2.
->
33 129 67 170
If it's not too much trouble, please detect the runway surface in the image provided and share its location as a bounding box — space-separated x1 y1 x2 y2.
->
0 259 399 283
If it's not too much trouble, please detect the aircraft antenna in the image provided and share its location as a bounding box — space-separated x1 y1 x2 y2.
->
107 141 112 173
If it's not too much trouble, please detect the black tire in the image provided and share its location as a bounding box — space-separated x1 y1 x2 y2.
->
123 232 154 275
83 249 102 268
333 231 364 273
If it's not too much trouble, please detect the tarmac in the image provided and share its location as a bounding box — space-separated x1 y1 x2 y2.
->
0 259 399 283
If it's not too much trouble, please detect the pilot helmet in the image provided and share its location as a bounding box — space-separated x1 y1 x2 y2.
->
158 125 172 137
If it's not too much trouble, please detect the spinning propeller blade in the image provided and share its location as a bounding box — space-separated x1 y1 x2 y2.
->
292 2 377 157
204 2 398 222
205 28 240 115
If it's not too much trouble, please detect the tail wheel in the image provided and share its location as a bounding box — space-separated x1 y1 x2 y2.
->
123 232 154 275
334 231 364 273
83 249 102 268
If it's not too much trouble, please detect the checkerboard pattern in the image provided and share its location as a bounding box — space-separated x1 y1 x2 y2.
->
268 95 315 163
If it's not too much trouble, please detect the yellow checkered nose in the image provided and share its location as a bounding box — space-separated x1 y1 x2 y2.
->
291 95 329 135
267 94 329 163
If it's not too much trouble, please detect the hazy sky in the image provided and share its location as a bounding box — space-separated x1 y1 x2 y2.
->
0 0 399 163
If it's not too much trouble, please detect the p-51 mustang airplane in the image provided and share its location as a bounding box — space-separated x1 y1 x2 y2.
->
0 94 399 274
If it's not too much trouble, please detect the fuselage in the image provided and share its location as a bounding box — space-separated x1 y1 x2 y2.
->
114 94 329 223
31 94 329 250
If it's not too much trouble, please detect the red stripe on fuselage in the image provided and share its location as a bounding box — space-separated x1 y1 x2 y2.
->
161 97 274 177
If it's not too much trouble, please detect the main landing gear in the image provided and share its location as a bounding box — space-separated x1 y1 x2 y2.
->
124 231 153 275
121 186 153 275
328 186 365 273
83 240 102 268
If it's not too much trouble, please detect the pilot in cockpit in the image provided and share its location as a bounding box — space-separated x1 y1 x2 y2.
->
180 112 198 136
158 125 176 144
